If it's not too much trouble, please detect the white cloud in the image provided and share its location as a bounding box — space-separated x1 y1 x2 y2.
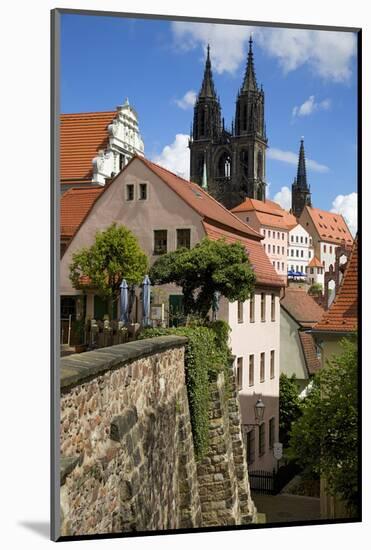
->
267 148 329 173
292 95 331 117
331 192 357 236
174 90 197 110
152 134 190 180
273 186 292 210
171 22 251 75
171 23 356 82
254 28 356 83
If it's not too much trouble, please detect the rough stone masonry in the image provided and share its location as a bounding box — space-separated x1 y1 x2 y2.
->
59 336 257 536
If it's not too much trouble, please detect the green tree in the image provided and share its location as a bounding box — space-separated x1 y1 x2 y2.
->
149 238 256 319
69 223 148 300
279 373 302 448
288 336 358 514
308 282 323 296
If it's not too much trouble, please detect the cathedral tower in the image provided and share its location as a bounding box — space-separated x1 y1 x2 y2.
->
291 138 312 218
189 39 268 209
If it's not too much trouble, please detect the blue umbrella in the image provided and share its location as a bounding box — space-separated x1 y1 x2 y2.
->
142 275 151 327
287 270 295 277
119 279 129 323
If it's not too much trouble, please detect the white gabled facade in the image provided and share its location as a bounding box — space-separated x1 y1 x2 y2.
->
287 224 313 275
92 98 144 185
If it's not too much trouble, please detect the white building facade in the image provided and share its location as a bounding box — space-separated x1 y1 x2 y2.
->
92 99 144 185
287 223 314 275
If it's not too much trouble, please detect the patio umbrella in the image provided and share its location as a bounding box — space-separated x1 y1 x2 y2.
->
142 275 151 327
119 279 129 323
287 270 295 277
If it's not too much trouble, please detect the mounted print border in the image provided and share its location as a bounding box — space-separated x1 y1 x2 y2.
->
51 8 362 542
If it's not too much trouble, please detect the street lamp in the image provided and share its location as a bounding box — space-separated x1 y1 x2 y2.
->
243 398 266 430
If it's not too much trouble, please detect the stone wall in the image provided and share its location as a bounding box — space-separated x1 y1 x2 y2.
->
59 336 256 537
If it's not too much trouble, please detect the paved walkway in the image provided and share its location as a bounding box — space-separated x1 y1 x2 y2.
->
252 492 321 524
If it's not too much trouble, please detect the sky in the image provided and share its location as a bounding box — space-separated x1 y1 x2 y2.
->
61 14 358 234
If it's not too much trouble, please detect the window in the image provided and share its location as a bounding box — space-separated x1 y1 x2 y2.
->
268 244 271 253
277 246 280 254
259 423 266 456
268 230 271 238
296 250 299 257
119 154 126 170
154 230 167 255
260 352 265 382
270 350 275 378
249 294 255 323
310 268 314 274
273 231 276 239
281 233 284 240
263 229 266 236
300 236 303 243
263 244 266 251
271 294 276 322
126 184 134 201
310 238 312 245
139 183 147 200
246 429 255 465
309 250 311 258
273 260 275 267
261 293 266 322
329 246 333 254
273 245 275 253
296 236 299 243
282 247 285 255
238 301 244 323
281 262 284 271
177 228 191 249
291 236 294 243
301 250 304 257
269 417 275 449
305 237 308 244
324 245 327 253
236 357 243 390
249 355 254 386
291 265 294 271
246 216 249 222
291 249 294 257
322 260 325 267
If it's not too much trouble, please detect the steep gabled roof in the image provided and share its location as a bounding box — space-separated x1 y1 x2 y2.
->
298 332 321 375
232 197 297 230
281 287 325 328
313 237 358 333
60 186 104 239
139 157 262 240
308 256 323 268
203 222 284 288
302 206 353 245
60 111 115 183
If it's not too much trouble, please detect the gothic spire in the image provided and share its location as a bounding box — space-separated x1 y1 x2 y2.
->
199 44 217 99
241 36 258 92
296 138 308 189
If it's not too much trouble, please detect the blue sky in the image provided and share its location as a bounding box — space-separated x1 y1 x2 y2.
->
61 14 358 233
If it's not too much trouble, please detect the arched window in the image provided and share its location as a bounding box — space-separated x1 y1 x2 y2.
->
200 109 206 136
257 151 263 179
243 104 247 131
217 151 232 179
240 149 249 178
257 185 263 201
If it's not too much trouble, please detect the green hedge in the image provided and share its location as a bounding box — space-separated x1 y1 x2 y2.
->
139 321 231 460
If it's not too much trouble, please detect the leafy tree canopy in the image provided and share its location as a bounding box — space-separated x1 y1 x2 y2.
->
288 336 358 514
69 223 148 298
279 373 302 449
149 238 256 319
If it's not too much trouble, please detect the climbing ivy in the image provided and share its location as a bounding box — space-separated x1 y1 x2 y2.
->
139 321 231 461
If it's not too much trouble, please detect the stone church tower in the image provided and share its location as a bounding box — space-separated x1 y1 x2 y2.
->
291 138 312 218
189 39 268 209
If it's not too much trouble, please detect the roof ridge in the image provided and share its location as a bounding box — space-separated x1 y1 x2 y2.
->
140 157 262 240
61 110 116 117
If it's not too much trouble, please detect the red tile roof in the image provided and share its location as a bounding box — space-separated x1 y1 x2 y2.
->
203 221 284 288
232 197 297 230
60 111 115 183
308 256 323 268
303 206 353 245
140 157 262 240
60 186 104 239
281 287 325 328
298 332 321 375
314 237 358 332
